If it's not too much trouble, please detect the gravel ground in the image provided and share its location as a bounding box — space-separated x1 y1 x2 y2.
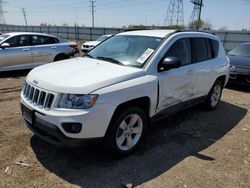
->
0 70 249 188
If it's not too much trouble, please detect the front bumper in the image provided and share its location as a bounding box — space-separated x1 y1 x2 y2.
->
229 73 250 85
21 104 102 147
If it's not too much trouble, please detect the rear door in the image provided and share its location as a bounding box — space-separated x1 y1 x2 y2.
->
191 37 217 97
31 35 59 64
0 35 32 70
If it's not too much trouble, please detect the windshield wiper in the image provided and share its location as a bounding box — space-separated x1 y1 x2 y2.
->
84 54 93 58
96 56 124 66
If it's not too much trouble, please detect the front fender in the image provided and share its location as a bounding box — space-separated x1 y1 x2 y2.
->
93 75 158 118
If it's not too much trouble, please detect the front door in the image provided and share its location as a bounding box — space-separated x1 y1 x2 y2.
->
0 35 32 71
156 38 196 113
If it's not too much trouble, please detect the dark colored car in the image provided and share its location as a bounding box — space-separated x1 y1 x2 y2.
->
227 43 250 85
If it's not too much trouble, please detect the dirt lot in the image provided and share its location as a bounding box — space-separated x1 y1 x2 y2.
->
0 70 249 188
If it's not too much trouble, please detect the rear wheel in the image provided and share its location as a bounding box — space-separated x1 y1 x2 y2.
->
205 80 223 110
54 54 69 62
105 107 148 157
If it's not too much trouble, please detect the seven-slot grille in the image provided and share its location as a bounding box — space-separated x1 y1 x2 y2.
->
23 82 55 110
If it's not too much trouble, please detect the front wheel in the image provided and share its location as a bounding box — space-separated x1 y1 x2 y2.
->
205 80 223 110
105 107 148 157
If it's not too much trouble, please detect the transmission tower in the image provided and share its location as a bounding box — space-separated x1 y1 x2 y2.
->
189 0 203 27
164 0 184 27
0 0 7 24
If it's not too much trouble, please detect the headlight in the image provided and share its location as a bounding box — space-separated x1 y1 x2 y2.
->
58 94 98 109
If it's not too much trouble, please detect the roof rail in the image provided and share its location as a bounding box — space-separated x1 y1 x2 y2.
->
174 29 216 36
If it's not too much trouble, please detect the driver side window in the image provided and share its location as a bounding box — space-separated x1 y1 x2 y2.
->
165 38 191 66
5 35 30 47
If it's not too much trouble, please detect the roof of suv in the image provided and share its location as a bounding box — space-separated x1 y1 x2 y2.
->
118 30 176 38
118 29 216 39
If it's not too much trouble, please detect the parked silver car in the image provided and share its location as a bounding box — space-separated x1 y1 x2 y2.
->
0 32 79 72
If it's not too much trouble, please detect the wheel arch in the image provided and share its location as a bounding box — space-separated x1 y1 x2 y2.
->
53 53 69 62
216 75 226 87
104 96 151 137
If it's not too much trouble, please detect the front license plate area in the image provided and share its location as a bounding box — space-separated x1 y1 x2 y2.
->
22 105 34 124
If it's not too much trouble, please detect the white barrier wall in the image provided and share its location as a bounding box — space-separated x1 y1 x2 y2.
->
1 25 250 51
0 24 124 41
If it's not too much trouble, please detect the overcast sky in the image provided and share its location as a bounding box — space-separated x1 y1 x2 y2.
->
2 0 250 30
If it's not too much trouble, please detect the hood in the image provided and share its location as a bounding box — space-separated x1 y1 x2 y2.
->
27 57 145 94
83 41 100 47
228 55 250 68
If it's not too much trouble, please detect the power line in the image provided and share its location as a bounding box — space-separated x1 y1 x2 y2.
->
21 8 28 26
164 0 184 26
90 0 95 27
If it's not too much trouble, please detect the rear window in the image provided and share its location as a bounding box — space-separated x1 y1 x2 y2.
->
32 35 59 45
210 39 219 58
192 38 208 62
192 37 219 62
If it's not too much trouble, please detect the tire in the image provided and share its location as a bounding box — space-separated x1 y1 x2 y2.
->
54 54 68 62
205 80 223 110
105 107 148 157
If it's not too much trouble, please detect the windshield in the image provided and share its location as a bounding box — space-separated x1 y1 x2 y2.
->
0 35 10 43
228 44 250 57
88 35 163 68
96 35 110 42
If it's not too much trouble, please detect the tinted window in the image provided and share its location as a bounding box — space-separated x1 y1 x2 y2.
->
165 38 191 66
228 44 250 57
5 35 30 47
206 39 213 59
192 38 208 62
32 35 59 45
210 39 219 58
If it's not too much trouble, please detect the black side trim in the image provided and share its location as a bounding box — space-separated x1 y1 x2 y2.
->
152 96 207 122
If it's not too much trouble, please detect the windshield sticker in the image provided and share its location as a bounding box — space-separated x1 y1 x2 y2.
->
137 48 154 64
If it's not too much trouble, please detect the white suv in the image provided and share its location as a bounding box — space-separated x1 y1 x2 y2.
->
20 30 229 156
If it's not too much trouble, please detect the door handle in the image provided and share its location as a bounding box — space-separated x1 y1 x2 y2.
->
187 70 195 75
22 48 30 51
50 46 57 49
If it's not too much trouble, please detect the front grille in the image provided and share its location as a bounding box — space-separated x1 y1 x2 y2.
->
236 67 250 74
23 82 55 110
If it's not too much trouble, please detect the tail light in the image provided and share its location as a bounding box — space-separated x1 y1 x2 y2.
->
70 44 77 49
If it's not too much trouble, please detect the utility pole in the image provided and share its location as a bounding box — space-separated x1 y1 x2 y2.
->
189 0 203 29
0 0 7 25
90 0 95 27
21 8 28 26
164 0 184 27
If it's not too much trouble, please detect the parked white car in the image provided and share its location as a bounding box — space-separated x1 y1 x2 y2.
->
81 34 112 52
0 32 78 72
21 30 229 156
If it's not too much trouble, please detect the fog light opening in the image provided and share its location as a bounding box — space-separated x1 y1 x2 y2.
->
62 123 82 134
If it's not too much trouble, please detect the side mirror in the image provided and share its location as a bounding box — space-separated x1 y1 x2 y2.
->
158 56 181 72
1 43 10 49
